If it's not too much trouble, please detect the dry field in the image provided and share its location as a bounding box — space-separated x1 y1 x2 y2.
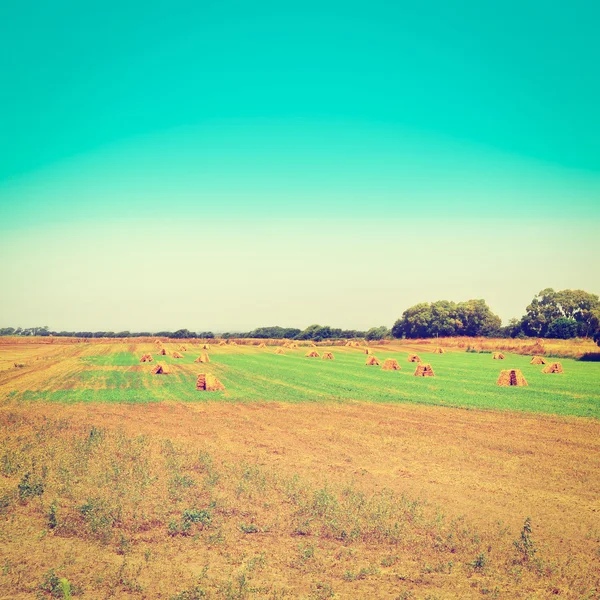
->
0 338 599 599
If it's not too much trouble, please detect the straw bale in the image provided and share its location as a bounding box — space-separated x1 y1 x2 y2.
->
179 345 187 352
202 344 210 350
195 353 210 363
493 352 505 360
382 358 401 371
258 343 267 348
196 373 225 391
414 363 435 377
275 348 286 355
160 349 167 356
322 352 334 360
139 354 153 363
432 347 446 354
365 355 380 366
172 352 184 359
407 354 421 363
496 369 528 386
530 356 546 365
542 362 563 374
151 363 170 375
364 348 373 355
305 351 320 358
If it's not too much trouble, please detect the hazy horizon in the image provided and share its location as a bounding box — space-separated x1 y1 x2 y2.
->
1 1 599 331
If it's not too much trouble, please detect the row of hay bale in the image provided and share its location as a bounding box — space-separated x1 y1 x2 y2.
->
496 362 564 386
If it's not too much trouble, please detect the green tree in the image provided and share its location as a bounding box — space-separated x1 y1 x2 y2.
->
365 326 390 341
457 299 501 336
546 317 578 339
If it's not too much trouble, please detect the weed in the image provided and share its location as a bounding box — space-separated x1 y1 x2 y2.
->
18 471 45 501
240 523 259 534
513 517 536 564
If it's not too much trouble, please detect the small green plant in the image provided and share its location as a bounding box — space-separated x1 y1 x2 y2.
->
468 552 488 571
18 472 45 501
47 501 58 529
513 517 536 563
239 523 259 534
36 569 72 599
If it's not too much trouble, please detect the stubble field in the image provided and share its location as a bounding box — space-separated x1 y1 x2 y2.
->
0 339 599 599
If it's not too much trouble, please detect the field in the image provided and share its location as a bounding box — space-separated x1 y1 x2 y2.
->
1 339 600 599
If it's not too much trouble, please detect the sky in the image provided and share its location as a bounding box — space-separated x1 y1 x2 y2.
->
1 0 599 331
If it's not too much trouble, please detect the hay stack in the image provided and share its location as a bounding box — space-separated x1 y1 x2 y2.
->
179 345 187 352
202 344 210 350
159 348 167 356
493 352 505 360
382 358 401 371
172 352 184 359
196 373 225 391
305 351 320 358
258 343 267 348
542 362 563 374
218 341 227 346
365 356 380 366
496 369 528 386
414 363 435 377
151 363 170 375
364 348 373 355
275 348 286 355
432 347 446 354
407 354 421 363
530 356 546 365
139 354 153 363
322 352 334 360
194 353 210 363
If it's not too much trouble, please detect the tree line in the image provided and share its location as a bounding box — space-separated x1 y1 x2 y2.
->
1 288 599 345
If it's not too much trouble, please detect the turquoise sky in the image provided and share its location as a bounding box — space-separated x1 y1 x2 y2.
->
1 1 599 330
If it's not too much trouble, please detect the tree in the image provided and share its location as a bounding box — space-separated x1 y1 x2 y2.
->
456 299 501 337
521 289 599 338
546 318 578 339
365 326 390 341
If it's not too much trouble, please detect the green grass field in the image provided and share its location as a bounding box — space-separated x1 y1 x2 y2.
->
7 346 600 418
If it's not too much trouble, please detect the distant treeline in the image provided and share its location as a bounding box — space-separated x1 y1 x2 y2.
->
2 289 599 345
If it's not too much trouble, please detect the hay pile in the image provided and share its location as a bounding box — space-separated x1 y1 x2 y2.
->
493 353 505 360
322 352 334 360
305 351 320 358
530 356 546 365
364 348 373 355
407 354 421 363
139 354 153 363
414 363 435 377
432 347 446 354
218 341 227 347
382 358 401 371
542 362 564 374
365 356 380 366
258 343 267 348
275 348 286 355
151 363 170 375
172 352 184 359
159 349 167 356
202 344 210 350
496 369 528 386
196 373 225 391
179 345 187 352
194 353 210 363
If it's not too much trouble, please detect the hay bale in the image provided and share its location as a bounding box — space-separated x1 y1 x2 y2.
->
194 353 210 363
542 362 563 374
151 363 170 375
493 353 505 360
414 363 435 377
275 348 286 355
160 349 167 356
365 355 380 366
179 345 187 352
202 344 210 350
530 356 546 365
196 373 225 391
407 354 421 363
432 347 445 354
218 341 226 346
305 351 320 358
364 348 373 355
382 358 401 371
139 354 153 363
496 369 528 386
172 352 184 359
258 343 267 348
322 352 334 360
